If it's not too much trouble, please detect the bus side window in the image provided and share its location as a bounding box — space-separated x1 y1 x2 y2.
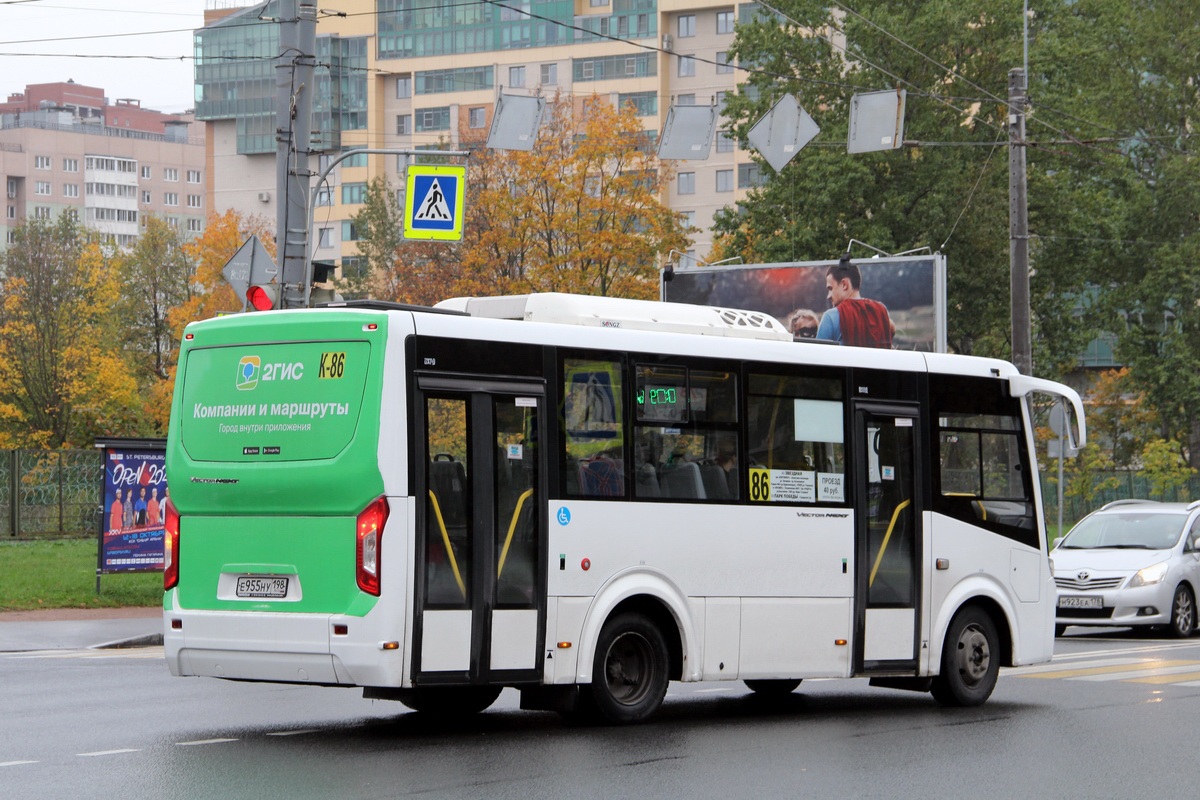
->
561 357 626 499
746 372 845 504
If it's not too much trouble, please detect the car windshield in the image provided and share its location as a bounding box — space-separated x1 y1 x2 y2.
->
1059 512 1187 550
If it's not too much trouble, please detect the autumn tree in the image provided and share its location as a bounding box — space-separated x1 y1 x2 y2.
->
135 209 275 429
0 216 140 448
115 215 196 387
461 93 688 299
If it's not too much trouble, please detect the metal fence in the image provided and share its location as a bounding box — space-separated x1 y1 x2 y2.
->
2 449 103 538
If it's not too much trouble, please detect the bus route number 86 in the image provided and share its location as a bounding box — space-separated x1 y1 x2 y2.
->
749 467 771 502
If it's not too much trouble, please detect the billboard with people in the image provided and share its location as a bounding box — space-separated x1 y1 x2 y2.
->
662 255 947 352
96 438 168 575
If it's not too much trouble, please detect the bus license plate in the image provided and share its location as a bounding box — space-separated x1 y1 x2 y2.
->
1058 595 1102 610
236 576 289 599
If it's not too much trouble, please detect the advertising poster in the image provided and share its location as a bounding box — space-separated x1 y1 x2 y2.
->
663 256 947 352
97 440 167 574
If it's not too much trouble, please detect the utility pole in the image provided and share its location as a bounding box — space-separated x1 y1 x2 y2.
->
1008 67 1032 375
275 0 317 309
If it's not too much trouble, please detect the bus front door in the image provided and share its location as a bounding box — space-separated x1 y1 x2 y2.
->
415 378 546 686
854 403 922 672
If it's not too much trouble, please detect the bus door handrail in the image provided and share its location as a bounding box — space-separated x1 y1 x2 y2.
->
868 498 912 588
427 490 467 599
497 488 534 579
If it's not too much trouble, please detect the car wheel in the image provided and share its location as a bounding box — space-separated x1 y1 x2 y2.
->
930 606 1000 707
744 679 802 696
590 612 669 724
1169 585 1195 639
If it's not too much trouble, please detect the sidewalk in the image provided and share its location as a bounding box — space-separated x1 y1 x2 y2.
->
0 607 163 652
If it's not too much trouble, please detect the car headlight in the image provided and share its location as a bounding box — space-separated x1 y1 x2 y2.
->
1129 561 1169 588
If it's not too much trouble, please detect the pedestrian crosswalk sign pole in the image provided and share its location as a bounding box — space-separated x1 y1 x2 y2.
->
404 165 466 241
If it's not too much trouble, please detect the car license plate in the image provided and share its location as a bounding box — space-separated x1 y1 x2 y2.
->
1058 595 1102 610
236 576 289 599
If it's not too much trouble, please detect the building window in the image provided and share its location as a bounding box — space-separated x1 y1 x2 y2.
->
396 75 412 99
677 172 695 195
341 220 359 241
678 14 695 37
590 0 608 5
187 194 202 209
619 92 657 117
63 159 78 172
315 187 332 206
6 178 16 198
318 227 333 248
541 63 557 85
677 94 696 106
6 205 14 219
469 107 486 129
187 170 201 183
716 91 729 113
141 166 151 179
509 65 526 88
187 218 203 233
34 206 51 219
164 192 179 206
716 132 735 152
716 169 733 192
164 168 179 182
716 10 735 34
341 182 367 205
678 56 696 77
34 155 51 170
716 52 734 74
680 210 695 229
416 107 451 132
34 181 51 196
738 163 764 188
142 191 151 204
64 184 79 198
6 229 14 244
397 114 412 135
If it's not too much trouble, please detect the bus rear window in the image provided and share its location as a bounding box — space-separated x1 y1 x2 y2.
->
179 341 372 462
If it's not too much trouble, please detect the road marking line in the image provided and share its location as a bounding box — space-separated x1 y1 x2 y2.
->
78 749 140 757
1016 659 1196 679
176 738 239 746
0 761 39 767
266 730 318 737
1108 669 1200 684
1009 657 1152 675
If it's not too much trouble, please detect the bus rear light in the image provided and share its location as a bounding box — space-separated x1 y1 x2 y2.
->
356 496 389 596
163 498 180 591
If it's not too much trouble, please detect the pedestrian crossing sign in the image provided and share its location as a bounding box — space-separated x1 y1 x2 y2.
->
404 165 466 241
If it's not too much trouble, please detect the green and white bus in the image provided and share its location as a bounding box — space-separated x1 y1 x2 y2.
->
163 293 1084 723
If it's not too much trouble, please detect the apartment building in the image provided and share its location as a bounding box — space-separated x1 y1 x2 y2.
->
196 0 763 271
0 81 206 248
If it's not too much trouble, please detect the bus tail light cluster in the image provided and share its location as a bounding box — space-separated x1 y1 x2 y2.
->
356 496 389 596
163 498 180 591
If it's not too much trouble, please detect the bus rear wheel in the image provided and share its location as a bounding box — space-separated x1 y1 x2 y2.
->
590 612 669 724
395 686 502 716
744 679 802 696
930 606 999 707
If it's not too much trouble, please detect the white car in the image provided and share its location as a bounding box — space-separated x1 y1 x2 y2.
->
1052 500 1200 637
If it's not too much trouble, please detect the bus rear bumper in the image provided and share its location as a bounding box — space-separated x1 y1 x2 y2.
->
163 608 406 688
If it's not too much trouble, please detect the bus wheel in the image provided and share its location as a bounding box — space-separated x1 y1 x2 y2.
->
930 606 999 707
744 679 802 696
590 612 669 724
396 686 502 716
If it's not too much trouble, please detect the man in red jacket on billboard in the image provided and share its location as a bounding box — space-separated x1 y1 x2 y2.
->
816 254 894 348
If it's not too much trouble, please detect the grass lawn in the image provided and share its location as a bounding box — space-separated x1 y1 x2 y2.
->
0 539 162 611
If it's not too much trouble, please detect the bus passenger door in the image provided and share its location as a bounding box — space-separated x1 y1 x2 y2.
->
854 403 921 672
415 378 545 686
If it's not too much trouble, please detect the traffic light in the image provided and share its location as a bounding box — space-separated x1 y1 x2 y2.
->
245 282 279 311
309 260 344 306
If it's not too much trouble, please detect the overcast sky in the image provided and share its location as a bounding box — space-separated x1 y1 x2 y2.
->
0 1 210 113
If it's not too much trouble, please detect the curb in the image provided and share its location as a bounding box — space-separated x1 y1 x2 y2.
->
93 632 165 649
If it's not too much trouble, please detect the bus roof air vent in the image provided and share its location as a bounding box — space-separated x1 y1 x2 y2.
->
433 293 793 342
